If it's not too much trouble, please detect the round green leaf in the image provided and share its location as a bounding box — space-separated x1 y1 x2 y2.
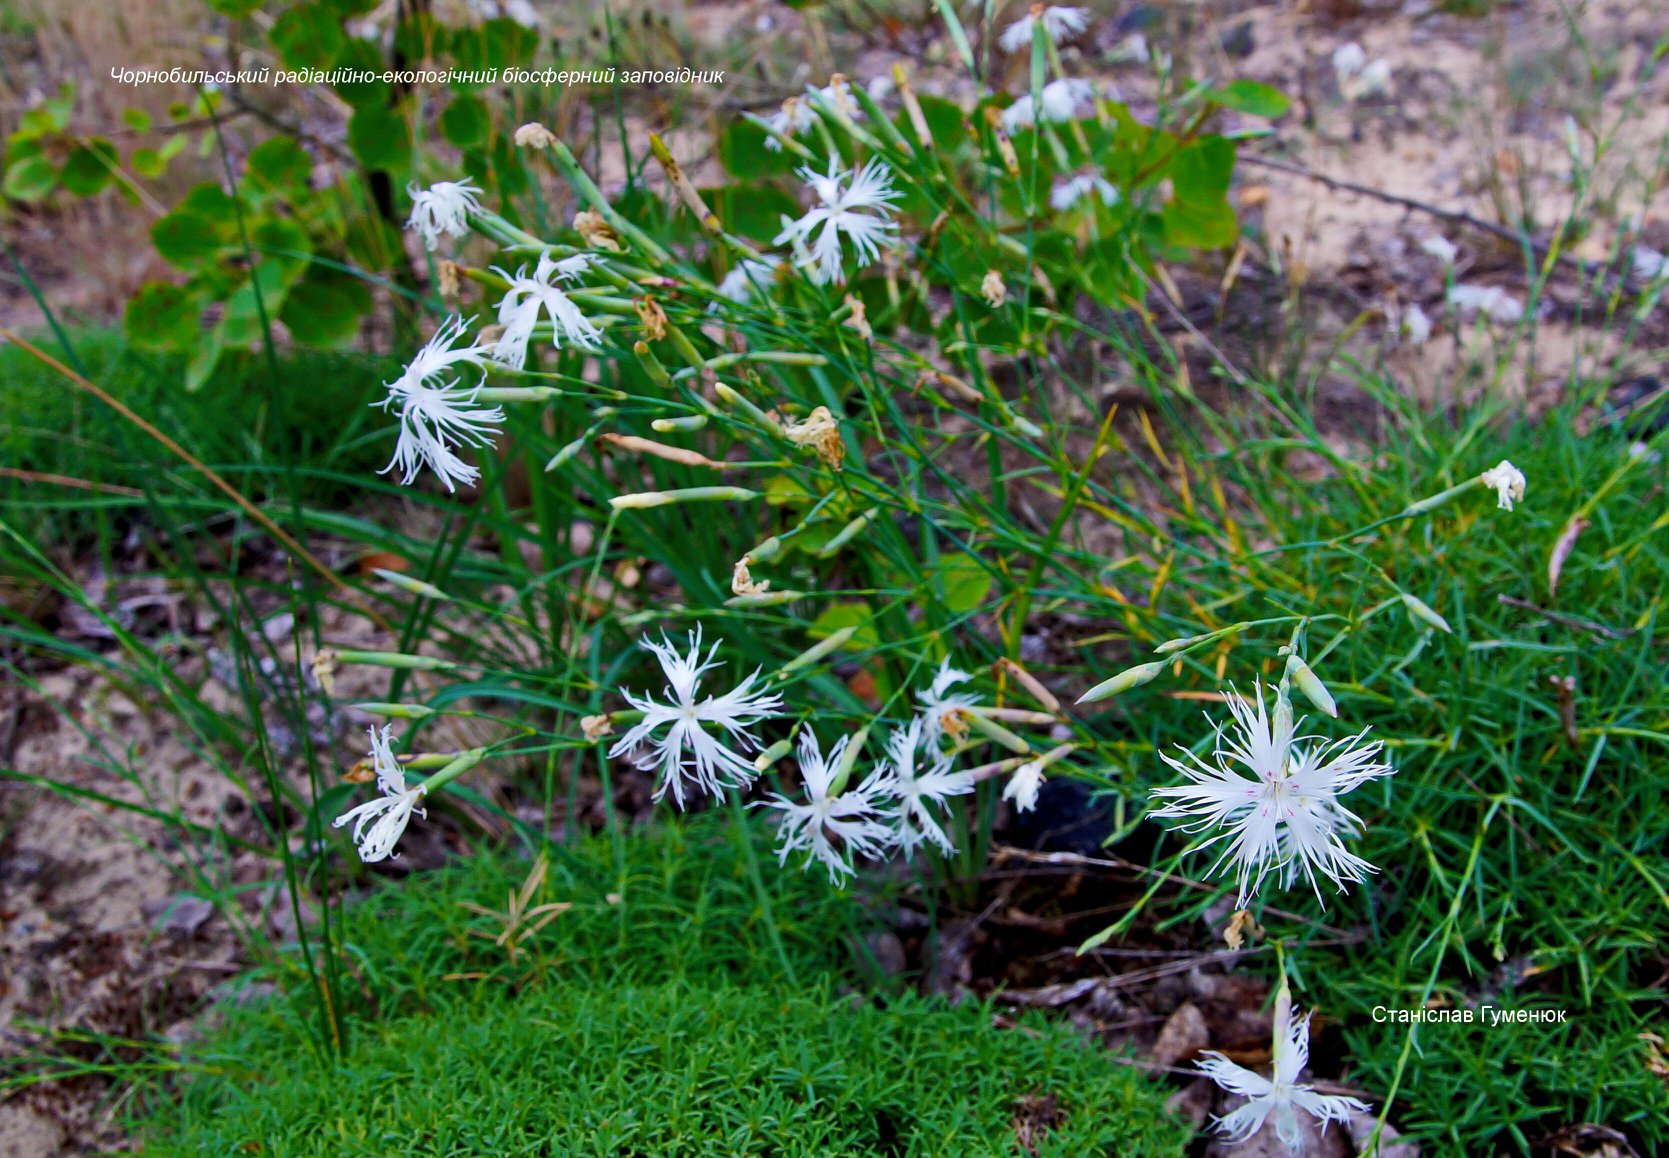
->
270 4 346 71
347 103 412 174
125 282 202 351
246 137 313 199
151 211 231 269
2 155 59 202
279 274 372 347
809 602 881 652
131 147 166 180
934 553 994 614
1207 80 1291 120
717 119 799 179
439 95 491 149
58 138 119 196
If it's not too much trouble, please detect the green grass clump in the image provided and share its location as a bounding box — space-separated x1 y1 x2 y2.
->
0 327 393 540
134 818 1184 1156
147 983 1181 1157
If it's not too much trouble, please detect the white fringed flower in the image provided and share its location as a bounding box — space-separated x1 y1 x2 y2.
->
774 159 902 286
1149 684 1394 904
1000 97 1037 134
714 256 785 305
491 252 603 369
607 628 783 808
998 5 1089 54
1447 283 1524 324
764 96 818 150
1332 42 1391 101
806 78 866 122
1111 32 1150 63
1051 173 1119 211
1003 758 1046 813
1419 235 1458 266
878 717 975 857
378 316 500 492
406 180 483 251
1394 302 1432 346
1631 247 1666 284
1197 992 1369 1152
333 726 427 863
1479 459 1526 511
917 658 982 747
1001 79 1094 132
761 731 894 882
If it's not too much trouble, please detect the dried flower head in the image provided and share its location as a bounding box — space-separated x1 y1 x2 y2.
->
784 405 846 470
635 296 669 341
731 559 770 596
843 293 873 342
573 210 622 252
513 121 557 149
1479 460 1526 511
981 270 1007 308
310 648 339 696
436 259 461 302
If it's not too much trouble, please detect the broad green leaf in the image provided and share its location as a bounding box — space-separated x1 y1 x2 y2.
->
124 282 202 351
910 95 971 152
58 138 119 196
122 108 153 133
219 262 294 348
439 94 491 149
717 119 798 179
246 137 313 199
809 602 881 652
1169 137 1236 204
183 328 224 392
151 211 232 269
270 4 346 71
1206 80 1291 120
701 184 799 244
280 274 372 346
934 552 994 614
178 182 241 221
1161 196 1237 249
251 217 313 281
347 103 412 174
131 147 166 180
2 155 58 202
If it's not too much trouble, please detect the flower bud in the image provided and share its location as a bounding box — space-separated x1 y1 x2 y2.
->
778 625 859 679
1077 660 1166 704
371 568 451 603
350 702 437 720
1284 654 1337 718
610 486 760 510
1400 592 1453 634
